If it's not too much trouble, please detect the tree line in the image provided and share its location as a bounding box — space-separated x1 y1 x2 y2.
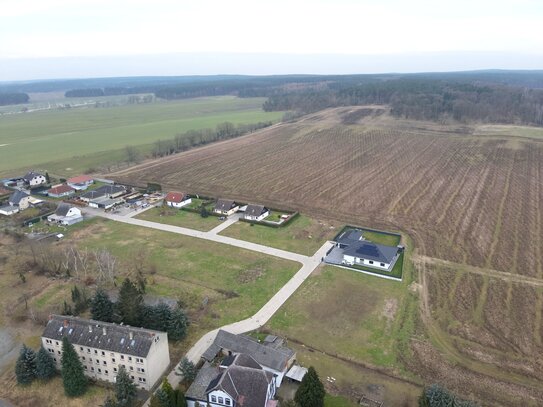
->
0 92 29 106
262 78 543 126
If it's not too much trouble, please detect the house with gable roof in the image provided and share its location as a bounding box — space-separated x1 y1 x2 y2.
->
47 203 83 225
165 192 192 208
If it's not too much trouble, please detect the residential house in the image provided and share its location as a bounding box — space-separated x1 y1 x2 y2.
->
186 354 276 407
47 203 83 226
41 315 170 390
214 200 240 216
23 171 47 187
165 192 192 208
244 204 270 221
47 184 76 198
8 190 31 210
80 185 126 208
202 330 295 387
67 175 94 191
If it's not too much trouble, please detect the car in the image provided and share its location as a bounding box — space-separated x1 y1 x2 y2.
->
218 216 226 220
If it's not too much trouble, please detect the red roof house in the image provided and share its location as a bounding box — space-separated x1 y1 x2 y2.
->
48 184 76 198
165 192 192 208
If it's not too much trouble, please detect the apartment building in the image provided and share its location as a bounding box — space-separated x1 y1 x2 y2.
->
41 315 170 390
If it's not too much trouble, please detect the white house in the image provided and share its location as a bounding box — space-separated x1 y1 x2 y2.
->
8 190 31 210
67 175 94 191
338 230 400 271
202 330 295 388
165 192 192 208
244 204 270 221
47 184 76 198
23 171 47 187
47 203 83 226
0 206 19 216
214 199 240 216
186 354 276 407
41 315 170 391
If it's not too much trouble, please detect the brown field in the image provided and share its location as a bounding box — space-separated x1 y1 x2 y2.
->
108 107 543 405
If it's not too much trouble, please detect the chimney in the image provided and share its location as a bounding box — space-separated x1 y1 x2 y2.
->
63 319 69 328
102 327 107 336
89 325 93 333
129 331 133 341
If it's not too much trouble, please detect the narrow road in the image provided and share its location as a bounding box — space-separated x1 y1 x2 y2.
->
83 208 333 405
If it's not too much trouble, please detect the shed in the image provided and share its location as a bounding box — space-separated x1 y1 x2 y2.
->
285 365 308 382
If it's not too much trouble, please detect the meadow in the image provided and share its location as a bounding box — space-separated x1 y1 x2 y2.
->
0 96 282 176
110 107 543 405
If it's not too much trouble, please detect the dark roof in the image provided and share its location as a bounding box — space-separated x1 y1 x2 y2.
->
203 330 294 372
55 203 74 217
165 192 187 203
245 204 268 217
48 184 75 195
80 189 106 200
23 171 44 182
9 190 29 204
42 315 165 358
206 364 273 407
215 199 238 211
81 185 125 200
186 363 220 401
343 241 398 264
220 354 236 368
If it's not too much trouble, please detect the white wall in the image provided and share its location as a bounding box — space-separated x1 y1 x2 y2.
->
167 197 192 208
343 255 390 270
146 332 170 390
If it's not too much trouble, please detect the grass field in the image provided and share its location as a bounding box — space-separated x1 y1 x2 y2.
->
0 96 283 176
264 265 421 405
109 107 543 405
135 206 222 231
220 215 337 256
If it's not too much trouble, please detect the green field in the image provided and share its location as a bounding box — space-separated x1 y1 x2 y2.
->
220 215 338 256
135 206 223 231
0 96 283 176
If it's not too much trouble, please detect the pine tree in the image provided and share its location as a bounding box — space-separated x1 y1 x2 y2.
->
154 388 171 407
172 389 187 407
154 302 172 332
167 307 189 341
91 288 115 322
45 172 50 183
61 336 87 397
15 344 36 385
161 378 174 404
35 346 56 380
149 393 163 407
114 366 137 407
72 285 88 315
176 357 196 382
117 278 143 326
294 366 325 407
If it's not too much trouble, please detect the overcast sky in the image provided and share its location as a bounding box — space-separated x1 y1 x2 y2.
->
1 0 542 81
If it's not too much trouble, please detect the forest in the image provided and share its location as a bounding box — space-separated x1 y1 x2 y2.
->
0 92 29 106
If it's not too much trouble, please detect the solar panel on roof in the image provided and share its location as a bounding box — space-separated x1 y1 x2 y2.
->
356 244 379 256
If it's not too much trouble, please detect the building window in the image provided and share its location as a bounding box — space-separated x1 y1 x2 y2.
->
137 367 145 373
211 396 217 403
129 366 134 371
53 358 57 362
380 263 385 267
131 375 135 380
128 356 132 362
136 358 143 363
112 358 116 363
218 397 224 404
110 353 115 357
87 348 91 353
55 341 59 346
105 370 108 375
91 367 95 372
79 347 83 351
57 351 61 355
103 361 107 365
225 399 231 406
98 368 102 373
96 359 100 364
82 357 86 361
48 348 54 353
113 367 118 373
120 355 124 360
101 351 105 356
94 350 98 354
84 366 87 370
369 260 374 264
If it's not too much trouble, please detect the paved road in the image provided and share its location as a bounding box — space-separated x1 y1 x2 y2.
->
83 207 332 405
207 212 242 235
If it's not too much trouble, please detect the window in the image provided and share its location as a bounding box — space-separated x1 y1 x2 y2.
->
120 355 125 360
136 357 143 363
84 366 87 370
80 347 83 351
380 263 385 267
96 359 100 364
218 397 224 404
128 356 132 362
105 370 108 375
101 351 105 356
57 351 61 355
110 353 114 357
87 348 91 353
98 368 102 373
103 361 107 365
53 358 57 362
48 348 54 353
94 350 98 354
369 260 374 264
91 367 95 372
112 358 116 363
141 378 146 383
55 341 59 346
129 366 134 371
137 367 145 373
130 375 135 380
225 399 231 406
82 357 86 361
211 396 217 403
113 367 118 373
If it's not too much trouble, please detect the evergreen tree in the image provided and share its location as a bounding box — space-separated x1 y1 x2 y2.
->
35 346 56 380
161 378 174 403
167 307 189 341
155 388 171 407
171 389 187 407
45 172 50 183
294 366 325 407
114 366 137 407
200 206 209 218
15 344 36 385
61 336 87 397
154 302 172 332
149 393 163 407
117 278 143 326
72 285 88 315
91 288 115 322
176 357 196 382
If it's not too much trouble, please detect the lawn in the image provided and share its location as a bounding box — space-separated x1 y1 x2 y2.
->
0 96 283 176
350 252 404 280
362 230 401 246
219 215 337 256
266 265 407 368
135 206 222 231
74 219 300 331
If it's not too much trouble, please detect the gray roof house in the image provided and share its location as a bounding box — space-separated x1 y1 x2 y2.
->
41 315 170 390
244 204 270 221
214 199 240 215
186 354 276 407
47 203 83 226
202 330 295 387
8 190 31 210
343 241 398 265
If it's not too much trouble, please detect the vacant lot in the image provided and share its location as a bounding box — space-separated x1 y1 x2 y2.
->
264 265 420 405
0 96 282 176
220 215 337 256
135 206 223 231
110 107 543 405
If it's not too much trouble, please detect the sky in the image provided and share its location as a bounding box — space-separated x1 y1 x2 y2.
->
1 0 542 81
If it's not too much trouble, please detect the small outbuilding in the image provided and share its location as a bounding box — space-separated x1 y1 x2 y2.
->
285 365 308 383
0 205 19 216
